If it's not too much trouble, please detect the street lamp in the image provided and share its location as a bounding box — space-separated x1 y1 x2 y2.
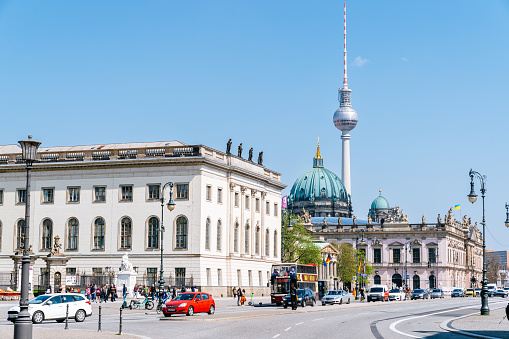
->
15 136 41 339
468 169 489 315
157 182 175 312
504 203 509 228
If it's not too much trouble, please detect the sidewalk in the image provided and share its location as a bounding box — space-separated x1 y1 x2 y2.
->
444 306 509 339
0 326 141 339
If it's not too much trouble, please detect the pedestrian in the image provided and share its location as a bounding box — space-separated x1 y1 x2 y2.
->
181 285 186 293
45 286 51 294
360 287 365 302
172 286 176 299
143 285 149 297
85 285 90 300
133 284 139 299
150 284 156 299
191 285 196 292
123 283 128 299
290 283 297 310
91 284 96 302
111 284 117 302
237 287 243 306
232 287 237 299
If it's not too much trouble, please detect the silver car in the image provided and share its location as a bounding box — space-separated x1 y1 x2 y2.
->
430 289 444 299
321 290 351 305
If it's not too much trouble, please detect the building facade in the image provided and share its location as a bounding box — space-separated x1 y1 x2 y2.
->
0 140 285 296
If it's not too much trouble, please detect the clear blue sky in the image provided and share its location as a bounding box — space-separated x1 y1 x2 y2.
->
1 1 509 250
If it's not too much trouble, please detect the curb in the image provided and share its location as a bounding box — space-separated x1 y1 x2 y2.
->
439 305 507 339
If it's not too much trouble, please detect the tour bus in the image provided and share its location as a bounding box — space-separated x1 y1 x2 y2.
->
270 263 318 305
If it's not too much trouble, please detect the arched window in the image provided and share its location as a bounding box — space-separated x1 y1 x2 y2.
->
120 217 132 249
413 275 420 290
41 219 53 250
16 219 25 250
265 229 270 256
255 227 260 255
234 222 239 252
67 218 79 250
147 217 159 249
93 218 105 250
216 220 221 251
374 274 381 285
429 274 436 289
245 224 250 253
175 216 188 249
273 230 278 258
205 218 210 250
392 273 402 288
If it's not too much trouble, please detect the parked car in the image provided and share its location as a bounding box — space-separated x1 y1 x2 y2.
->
7 293 92 324
367 285 389 302
451 289 465 298
493 289 509 298
162 292 215 317
284 288 316 308
475 288 482 297
410 289 429 300
487 284 497 297
430 289 444 299
388 289 405 301
321 290 351 306
465 288 475 297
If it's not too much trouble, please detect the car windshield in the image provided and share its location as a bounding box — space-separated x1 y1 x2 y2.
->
29 295 51 304
172 293 195 301
370 288 384 293
466 289 474 291
296 289 305 296
432 289 441 292
453 289 462 292
389 289 400 293
413 289 424 293
328 291 341 295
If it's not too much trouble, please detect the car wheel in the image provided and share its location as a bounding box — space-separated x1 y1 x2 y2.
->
186 306 194 316
56 319 65 323
32 311 44 324
347 298 351 304
208 305 215 314
339 298 343 305
164 314 172 317
322 303 325 306
75 309 86 322
312 299 316 307
284 304 288 309
302 300 306 308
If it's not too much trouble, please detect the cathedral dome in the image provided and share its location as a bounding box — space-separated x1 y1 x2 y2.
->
370 194 390 211
288 144 348 205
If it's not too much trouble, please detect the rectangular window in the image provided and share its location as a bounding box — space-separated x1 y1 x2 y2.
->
217 269 222 286
147 268 157 286
120 185 133 202
248 270 252 287
234 193 239 207
374 248 382 264
40 268 49 287
413 248 421 263
0 189 3 205
258 270 262 287
92 267 103 275
237 269 242 286
266 201 270 215
176 184 189 200
274 203 278 217
66 268 77 276
67 187 80 203
393 248 401 264
429 248 436 264
94 186 106 202
217 188 223 204
42 188 54 203
256 198 260 212
245 195 250 210
206 268 211 286
175 268 186 287
17 189 26 204
206 185 212 201
148 184 160 200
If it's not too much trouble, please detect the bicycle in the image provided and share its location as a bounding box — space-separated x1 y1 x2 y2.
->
156 293 169 314
130 295 154 310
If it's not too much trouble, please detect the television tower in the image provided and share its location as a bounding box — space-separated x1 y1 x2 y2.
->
333 2 358 196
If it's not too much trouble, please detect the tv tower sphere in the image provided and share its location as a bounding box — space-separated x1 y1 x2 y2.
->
333 92 358 132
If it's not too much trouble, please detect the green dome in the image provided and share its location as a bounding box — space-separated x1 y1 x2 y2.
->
288 145 348 204
370 195 390 211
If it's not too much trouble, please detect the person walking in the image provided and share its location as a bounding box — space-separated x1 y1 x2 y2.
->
290 283 298 310
143 285 149 297
181 285 186 293
122 283 128 300
191 285 196 292
133 284 139 299
150 284 156 299
232 287 237 299
91 284 96 302
360 287 365 302
85 285 90 300
237 287 243 306
111 284 117 302
172 286 177 299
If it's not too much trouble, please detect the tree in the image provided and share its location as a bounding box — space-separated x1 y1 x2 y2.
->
486 254 501 284
282 213 322 265
335 243 374 286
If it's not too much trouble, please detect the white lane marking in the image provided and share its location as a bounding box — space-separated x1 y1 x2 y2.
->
439 304 507 339
272 335 281 338
312 317 324 321
389 304 481 338
285 327 291 331
296 322 304 325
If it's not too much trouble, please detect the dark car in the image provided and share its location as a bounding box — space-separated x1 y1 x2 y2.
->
283 288 316 308
451 289 465 298
410 289 429 300
493 289 508 298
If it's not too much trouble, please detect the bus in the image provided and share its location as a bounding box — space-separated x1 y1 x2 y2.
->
270 263 318 305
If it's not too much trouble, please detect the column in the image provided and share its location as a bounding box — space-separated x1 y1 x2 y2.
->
341 131 351 195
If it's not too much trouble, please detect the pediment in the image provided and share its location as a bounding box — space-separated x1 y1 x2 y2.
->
388 241 404 247
426 242 438 247
321 243 339 255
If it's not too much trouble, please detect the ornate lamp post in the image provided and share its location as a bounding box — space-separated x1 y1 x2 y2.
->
468 169 489 315
157 182 175 312
14 136 41 339
504 203 509 228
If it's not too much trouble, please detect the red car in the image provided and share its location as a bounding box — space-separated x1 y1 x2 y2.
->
162 292 215 317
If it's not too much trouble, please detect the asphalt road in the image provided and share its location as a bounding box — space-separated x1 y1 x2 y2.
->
0 296 507 338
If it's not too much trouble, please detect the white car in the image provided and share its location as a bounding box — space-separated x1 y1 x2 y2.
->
321 290 351 305
7 293 92 324
388 289 406 301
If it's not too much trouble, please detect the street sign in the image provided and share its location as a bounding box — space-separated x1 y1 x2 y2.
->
352 276 357 281
404 275 410 279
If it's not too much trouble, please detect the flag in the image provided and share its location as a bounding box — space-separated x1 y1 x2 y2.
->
325 254 331 265
357 258 362 273
323 256 327 267
282 195 288 209
454 204 461 210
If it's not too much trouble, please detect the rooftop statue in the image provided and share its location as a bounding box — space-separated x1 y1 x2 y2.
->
422 215 426 224
437 214 442 224
248 148 254 162
226 139 232 154
257 151 263 165
238 143 243 158
301 208 311 223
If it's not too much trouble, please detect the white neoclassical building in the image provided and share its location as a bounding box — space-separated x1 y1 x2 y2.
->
0 140 285 297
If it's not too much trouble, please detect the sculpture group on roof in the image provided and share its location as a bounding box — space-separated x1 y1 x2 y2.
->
226 139 263 165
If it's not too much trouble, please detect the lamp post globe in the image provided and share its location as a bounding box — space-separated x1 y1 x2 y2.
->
505 203 509 228
14 136 41 339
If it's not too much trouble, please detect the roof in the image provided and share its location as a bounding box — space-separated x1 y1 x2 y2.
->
310 217 372 225
370 195 390 211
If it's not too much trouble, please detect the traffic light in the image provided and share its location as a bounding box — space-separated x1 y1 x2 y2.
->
470 277 476 283
428 262 431 268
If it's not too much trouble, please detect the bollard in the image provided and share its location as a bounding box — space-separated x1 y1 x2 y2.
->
65 304 69 329
119 307 123 335
98 305 102 332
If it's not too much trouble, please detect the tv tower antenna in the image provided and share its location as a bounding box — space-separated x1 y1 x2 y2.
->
343 2 348 89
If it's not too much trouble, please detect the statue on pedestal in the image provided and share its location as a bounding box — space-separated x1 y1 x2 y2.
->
50 235 63 256
120 253 134 272
422 214 426 224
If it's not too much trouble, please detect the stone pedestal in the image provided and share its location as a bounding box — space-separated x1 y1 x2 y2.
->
10 253 38 298
42 255 69 293
117 271 137 298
